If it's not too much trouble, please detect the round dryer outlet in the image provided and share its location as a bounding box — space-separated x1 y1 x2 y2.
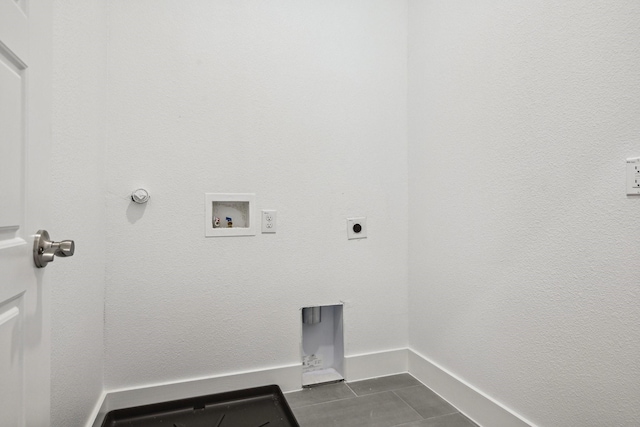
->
347 217 367 240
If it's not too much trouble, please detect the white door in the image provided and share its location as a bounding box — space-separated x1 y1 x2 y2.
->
0 0 53 425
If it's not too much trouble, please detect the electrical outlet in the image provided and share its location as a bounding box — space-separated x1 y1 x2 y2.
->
626 158 640 195
261 210 277 233
302 354 323 372
347 217 367 240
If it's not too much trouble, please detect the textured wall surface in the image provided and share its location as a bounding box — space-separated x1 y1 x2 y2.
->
104 1 409 389
408 1 640 426
49 2 640 424
50 0 107 425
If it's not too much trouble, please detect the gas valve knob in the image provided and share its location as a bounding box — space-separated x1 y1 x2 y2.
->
131 188 150 204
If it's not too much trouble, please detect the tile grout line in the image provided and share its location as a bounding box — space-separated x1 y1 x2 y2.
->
404 373 475 423
289 375 477 426
347 385 422 398
430 412 478 424
344 381 356 396
391 386 460 424
290 395 357 410
287 388 359 410
291 387 432 427
390 389 427 425
346 377 422 397
289 384 421 412
392 412 478 427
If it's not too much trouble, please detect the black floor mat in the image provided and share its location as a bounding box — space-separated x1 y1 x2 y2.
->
101 385 299 427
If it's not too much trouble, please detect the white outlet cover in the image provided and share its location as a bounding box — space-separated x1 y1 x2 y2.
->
347 217 367 240
302 354 323 373
261 209 277 233
626 157 640 195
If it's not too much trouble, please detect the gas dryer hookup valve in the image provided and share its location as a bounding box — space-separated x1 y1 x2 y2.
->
131 188 150 204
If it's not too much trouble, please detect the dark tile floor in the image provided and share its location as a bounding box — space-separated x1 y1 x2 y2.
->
285 373 478 427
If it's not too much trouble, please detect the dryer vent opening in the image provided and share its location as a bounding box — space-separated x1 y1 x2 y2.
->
301 304 344 387
302 306 321 324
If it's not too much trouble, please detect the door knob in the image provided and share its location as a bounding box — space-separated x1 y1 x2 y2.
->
33 230 75 268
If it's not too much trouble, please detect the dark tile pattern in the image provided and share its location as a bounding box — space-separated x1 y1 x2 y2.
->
397 413 478 427
347 373 422 396
285 374 479 427
393 385 458 419
291 391 422 427
286 382 356 409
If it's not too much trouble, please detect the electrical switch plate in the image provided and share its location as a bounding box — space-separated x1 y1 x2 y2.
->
262 210 277 233
626 157 640 195
347 217 367 240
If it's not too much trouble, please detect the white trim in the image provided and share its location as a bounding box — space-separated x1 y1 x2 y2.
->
87 348 535 427
86 349 410 426
344 348 409 382
87 391 107 427
88 363 301 427
0 236 24 250
0 306 19 325
408 349 535 427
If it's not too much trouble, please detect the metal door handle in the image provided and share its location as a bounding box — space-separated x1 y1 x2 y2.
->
33 230 75 268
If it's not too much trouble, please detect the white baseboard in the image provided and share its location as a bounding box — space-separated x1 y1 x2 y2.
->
87 348 533 427
88 363 301 427
87 348 410 426
344 348 409 381
86 391 107 427
408 349 535 427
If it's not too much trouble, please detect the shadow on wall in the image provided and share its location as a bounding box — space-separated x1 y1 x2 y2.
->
126 193 148 224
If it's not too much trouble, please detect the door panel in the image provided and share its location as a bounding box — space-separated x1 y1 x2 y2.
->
0 0 27 61
0 0 52 425
0 0 29 422
0 42 25 237
0 295 24 426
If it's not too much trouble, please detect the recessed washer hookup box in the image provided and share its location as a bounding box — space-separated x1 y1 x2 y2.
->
101 385 300 427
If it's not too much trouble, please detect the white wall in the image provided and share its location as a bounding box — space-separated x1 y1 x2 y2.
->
51 2 640 425
51 0 107 425
103 1 409 390
408 1 640 426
